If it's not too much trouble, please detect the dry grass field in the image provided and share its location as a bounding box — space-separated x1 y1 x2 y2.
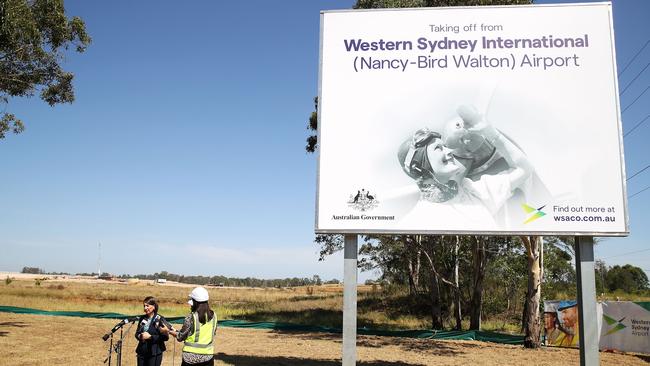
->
0 274 411 330
1 312 649 366
1 274 649 365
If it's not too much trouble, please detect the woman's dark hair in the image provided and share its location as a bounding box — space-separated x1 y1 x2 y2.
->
191 300 213 324
143 296 159 313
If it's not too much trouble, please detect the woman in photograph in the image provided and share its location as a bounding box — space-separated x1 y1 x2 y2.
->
398 105 534 228
135 296 169 366
169 286 217 366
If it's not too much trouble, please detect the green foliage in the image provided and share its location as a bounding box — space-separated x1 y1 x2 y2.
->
0 0 91 138
5 276 12 285
315 233 583 330
605 264 649 293
305 96 318 153
21 266 43 274
0 112 23 138
541 237 576 300
595 259 607 295
313 274 322 286
314 233 344 260
483 239 526 317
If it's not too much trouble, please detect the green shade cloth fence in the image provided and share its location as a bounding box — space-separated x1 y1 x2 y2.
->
0 305 523 345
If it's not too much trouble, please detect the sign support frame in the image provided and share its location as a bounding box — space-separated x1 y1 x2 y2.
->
343 234 358 366
575 236 600 366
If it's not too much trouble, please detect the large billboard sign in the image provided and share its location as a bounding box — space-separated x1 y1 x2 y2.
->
316 3 628 235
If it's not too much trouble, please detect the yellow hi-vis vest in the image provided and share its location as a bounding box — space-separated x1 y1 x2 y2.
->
183 312 217 355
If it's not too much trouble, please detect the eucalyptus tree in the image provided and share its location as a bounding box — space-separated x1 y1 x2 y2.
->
0 0 91 138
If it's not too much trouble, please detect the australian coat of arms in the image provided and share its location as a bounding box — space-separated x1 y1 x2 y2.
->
348 189 379 212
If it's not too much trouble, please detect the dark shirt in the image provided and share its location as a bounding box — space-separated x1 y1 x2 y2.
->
135 313 169 356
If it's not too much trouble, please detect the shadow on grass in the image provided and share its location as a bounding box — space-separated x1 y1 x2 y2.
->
237 308 398 330
0 321 29 337
358 294 433 321
236 308 343 328
215 352 427 366
287 294 340 302
256 329 468 358
633 354 650 363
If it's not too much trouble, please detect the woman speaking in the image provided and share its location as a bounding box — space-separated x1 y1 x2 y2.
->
134 296 169 366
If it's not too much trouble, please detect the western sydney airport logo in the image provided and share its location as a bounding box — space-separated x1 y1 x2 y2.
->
348 188 379 212
522 203 546 224
603 314 626 336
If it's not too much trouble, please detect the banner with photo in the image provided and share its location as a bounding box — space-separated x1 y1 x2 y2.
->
544 300 583 347
543 300 650 354
316 3 628 235
600 301 650 354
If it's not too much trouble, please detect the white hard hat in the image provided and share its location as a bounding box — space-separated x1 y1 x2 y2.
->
188 286 209 305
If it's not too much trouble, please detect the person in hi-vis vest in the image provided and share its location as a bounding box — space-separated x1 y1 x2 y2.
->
170 287 217 366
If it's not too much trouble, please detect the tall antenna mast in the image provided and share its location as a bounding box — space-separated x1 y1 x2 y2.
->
97 242 102 278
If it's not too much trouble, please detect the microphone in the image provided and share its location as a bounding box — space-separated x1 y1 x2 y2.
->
102 318 137 341
159 317 176 332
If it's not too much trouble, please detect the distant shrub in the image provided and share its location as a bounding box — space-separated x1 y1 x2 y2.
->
48 284 65 290
5 276 12 285
22 266 44 274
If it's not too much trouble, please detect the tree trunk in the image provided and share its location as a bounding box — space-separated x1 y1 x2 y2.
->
521 294 528 333
453 235 462 330
521 236 542 349
469 236 488 330
429 270 443 329
408 246 421 296
417 235 443 329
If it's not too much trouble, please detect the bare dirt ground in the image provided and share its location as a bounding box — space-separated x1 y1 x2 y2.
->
1 312 648 366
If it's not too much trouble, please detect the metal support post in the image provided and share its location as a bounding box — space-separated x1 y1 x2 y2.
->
342 234 358 366
575 236 600 366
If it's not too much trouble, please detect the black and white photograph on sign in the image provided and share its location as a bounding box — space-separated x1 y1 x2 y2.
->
397 104 551 230
316 4 628 235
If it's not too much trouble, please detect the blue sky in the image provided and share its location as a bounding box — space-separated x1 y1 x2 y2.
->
0 0 649 282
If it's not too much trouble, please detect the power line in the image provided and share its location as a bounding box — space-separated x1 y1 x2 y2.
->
627 164 650 181
630 185 650 199
622 85 650 114
601 247 650 260
619 60 650 96
624 114 650 137
618 39 650 77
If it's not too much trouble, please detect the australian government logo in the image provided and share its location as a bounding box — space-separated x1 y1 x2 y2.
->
348 188 379 212
332 188 395 221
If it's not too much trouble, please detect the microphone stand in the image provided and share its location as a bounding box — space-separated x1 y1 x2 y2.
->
104 333 114 366
117 320 136 366
103 319 136 366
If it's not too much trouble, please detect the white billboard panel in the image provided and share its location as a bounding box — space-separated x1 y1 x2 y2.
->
316 3 628 235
